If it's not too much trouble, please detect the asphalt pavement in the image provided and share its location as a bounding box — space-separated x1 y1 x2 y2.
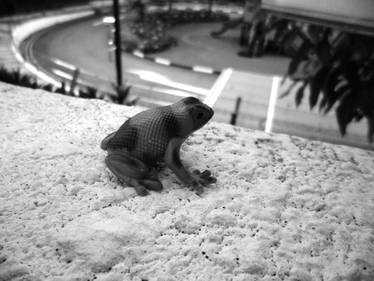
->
28 16 217 90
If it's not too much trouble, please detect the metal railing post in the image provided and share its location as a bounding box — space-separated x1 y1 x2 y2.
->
113 0 123 88
69 68 80 96
230 96 242 125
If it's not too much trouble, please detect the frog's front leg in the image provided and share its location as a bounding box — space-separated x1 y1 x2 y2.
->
164 138 216 194
105 150 162 196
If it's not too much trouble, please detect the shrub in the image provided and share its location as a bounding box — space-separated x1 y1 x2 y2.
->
154 9 229 25
0 66 38 88
0 66 136 106
122 9 229 54
278 26 374 142
126 15 176 54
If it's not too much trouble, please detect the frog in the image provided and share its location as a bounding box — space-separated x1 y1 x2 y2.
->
100 96 216 196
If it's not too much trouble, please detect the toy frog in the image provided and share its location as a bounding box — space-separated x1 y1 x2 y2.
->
101 96 216 196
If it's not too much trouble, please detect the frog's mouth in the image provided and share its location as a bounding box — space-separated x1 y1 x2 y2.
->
193 104 214 129
206 105 214 119
201 104 214 121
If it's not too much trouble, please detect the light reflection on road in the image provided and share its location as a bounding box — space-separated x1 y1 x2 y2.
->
127 69 210 96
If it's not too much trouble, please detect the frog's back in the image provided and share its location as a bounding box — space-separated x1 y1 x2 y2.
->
104 106 180 165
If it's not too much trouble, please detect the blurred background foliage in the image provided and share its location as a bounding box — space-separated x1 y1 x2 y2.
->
124 6 229 54
261 21 374 142
212 1 374 142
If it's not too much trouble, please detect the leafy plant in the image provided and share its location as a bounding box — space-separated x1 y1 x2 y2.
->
123 8 228 54
280 25 374 142
0 66 38 88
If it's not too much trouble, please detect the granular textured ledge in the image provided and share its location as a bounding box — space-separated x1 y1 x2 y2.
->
0 82 374 281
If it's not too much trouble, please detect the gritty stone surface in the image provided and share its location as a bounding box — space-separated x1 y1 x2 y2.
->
0 82 374 281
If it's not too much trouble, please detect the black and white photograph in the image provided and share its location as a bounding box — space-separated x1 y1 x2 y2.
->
0 0 373 280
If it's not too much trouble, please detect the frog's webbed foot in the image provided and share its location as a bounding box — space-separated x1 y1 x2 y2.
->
105 152 163 196
192 169 216 185
191 169 217 194
131 178 163 196
139 179 162 191
165 138 216 195
139 168 163 192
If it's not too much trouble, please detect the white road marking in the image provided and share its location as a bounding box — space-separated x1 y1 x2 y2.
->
204 68 232 107
11 43 24 63
52 69 73 80
154 57 171 66
193 65 214 74
128 69 209 96
22 62 61 87
132 50 144 58
53 58 76 71
265 76 281 133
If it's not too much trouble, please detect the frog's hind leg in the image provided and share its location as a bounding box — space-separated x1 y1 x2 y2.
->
105 151 149 179
105 152 162 195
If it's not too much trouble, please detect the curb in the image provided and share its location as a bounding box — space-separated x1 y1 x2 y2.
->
131 49 221 75
123 2 243 76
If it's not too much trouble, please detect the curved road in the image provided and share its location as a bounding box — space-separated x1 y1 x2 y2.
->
24 14 289 92
24 15 217 95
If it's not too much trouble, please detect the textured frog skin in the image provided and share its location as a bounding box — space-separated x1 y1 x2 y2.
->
101 96 216 195
104 106 181 166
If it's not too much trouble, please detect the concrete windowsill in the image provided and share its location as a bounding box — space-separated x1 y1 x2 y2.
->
1 82 373 280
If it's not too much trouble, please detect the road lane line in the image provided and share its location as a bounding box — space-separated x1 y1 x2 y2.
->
193 65 214 74
52 68 73 80
204 68 232 107
265 76 281 133
53 58 76 71
154 57 171 66
132 50 145 58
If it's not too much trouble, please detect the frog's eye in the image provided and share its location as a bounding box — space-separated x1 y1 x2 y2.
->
188 104 214 128
183 96 200 105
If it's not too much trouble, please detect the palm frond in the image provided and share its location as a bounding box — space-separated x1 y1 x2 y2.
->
295 83 307 107
336 93 357 136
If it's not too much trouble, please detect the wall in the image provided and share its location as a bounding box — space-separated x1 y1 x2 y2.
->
1 81 373 280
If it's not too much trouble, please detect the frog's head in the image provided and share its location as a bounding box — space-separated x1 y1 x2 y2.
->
178 96 214 131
